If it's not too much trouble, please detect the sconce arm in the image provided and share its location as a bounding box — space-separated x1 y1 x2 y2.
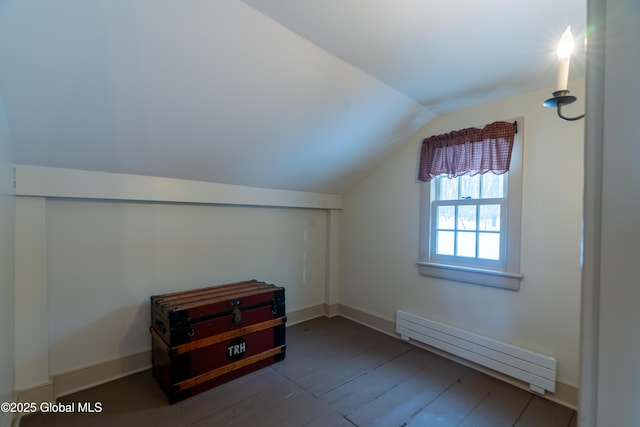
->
543 90 585 122
556 104 585 121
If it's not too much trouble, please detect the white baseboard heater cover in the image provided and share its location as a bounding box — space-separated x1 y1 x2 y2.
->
395 310 556 394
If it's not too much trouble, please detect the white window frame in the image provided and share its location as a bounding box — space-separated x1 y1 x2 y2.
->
417 118 524 290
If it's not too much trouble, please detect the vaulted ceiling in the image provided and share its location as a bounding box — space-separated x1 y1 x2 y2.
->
0 0 585 194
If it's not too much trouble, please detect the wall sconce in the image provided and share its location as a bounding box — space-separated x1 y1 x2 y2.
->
543 26 585 121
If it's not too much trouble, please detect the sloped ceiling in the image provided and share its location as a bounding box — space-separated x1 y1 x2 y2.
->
0 0 585 194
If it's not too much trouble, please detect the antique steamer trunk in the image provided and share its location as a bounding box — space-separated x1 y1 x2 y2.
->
150 280 286 402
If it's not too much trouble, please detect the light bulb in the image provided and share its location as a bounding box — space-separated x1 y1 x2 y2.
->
556 26 573 91
557 26 574 59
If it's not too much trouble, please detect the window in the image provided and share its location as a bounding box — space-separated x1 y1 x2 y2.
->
417 119 524 290
432 173 505 265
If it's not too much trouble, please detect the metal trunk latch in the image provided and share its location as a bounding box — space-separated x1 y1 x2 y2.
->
229 300 242 326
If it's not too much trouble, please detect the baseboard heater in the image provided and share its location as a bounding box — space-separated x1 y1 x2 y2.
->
395 310 556 394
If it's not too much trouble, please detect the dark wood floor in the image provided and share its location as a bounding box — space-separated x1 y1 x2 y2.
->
21 316 577 427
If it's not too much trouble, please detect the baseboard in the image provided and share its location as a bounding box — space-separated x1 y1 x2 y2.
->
10 382 54 427
13 304 576 411
285 304 327 325
398 335 578 410
337 304 396 335
14 382 54 405
336 304 578 411
324 303 340 317
6 413 19 427
13 304 330 404
55 351 151 398
9 385 52 427
4 393 17 427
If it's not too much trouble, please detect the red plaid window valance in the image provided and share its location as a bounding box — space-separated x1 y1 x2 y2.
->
418 121 516 182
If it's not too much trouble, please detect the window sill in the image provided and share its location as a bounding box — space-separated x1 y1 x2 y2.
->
416 261 524 290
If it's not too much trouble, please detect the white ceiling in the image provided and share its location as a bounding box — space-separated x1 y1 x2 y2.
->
0 0 585 194
241 0 587 112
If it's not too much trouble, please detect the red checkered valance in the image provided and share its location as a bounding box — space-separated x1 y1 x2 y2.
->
418 121 516 182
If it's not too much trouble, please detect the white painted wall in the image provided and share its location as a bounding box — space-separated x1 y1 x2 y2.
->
341 82 585 388
593 0 640 422
39 199 328 375
0 92 15 427
12 167 337 386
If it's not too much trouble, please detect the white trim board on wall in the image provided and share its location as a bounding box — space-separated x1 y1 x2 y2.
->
14 165 342 210
13 166 343 396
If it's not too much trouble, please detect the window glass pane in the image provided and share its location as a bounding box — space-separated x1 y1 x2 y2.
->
436 231 455 255
457 205 477 230
479 205 501 231
456 232 476 257
481 173 504 198
437 178 458 201
437 206 455 230
459 174 480 199
478 232 500 260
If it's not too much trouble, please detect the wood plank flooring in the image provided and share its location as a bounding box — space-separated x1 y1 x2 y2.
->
21 316 577 427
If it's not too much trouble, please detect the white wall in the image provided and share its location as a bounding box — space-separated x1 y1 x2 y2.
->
44 200 328 374
593 0 640 422
0 92 15 427
341 82 585 388
14 168 338 388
